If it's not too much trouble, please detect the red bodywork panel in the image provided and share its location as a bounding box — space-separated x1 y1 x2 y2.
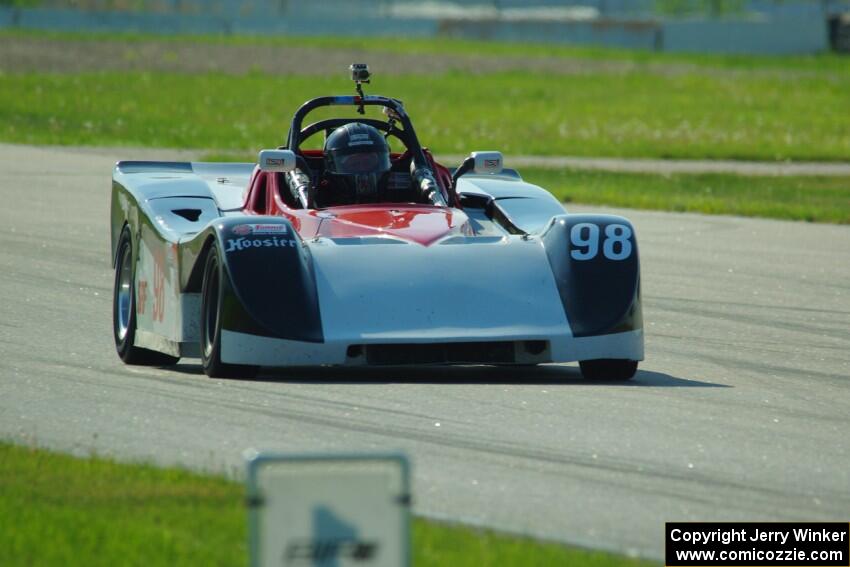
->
313 204 470 246
242 150 468 246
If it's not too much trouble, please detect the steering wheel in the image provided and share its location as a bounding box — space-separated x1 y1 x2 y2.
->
296 118 408 152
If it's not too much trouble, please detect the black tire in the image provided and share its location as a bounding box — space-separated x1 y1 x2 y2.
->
579 359 638 381
199 248 259 379
113 229 180 366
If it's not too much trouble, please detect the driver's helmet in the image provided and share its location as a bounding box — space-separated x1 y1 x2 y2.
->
323 122 392 204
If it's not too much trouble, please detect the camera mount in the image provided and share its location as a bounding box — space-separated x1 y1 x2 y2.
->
350 63 370 115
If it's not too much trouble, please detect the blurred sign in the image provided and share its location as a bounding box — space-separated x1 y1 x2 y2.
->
245 452 410 567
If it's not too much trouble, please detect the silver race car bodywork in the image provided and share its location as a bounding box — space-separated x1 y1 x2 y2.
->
110 85 643 379
110 162 643 374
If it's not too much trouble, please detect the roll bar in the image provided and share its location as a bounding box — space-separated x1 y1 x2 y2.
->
283 95 447 207
284 95 432 178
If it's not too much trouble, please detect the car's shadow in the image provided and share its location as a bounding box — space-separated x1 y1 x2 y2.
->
169 362 728 388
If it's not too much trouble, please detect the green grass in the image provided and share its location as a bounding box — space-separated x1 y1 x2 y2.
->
2 31 847 223
4 29 849 74
0 442 655 567
1 70 849 161
523 168 850 224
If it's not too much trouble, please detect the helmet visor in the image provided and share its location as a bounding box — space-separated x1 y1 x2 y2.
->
329 148 392 175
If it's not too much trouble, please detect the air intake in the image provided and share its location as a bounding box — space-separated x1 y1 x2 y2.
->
363 342 516 365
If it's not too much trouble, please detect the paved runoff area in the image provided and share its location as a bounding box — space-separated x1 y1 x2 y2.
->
52 144 850 177
0 143 848 559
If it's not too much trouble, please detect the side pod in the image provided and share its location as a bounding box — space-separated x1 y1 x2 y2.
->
181 217 324 343
541 214 642 338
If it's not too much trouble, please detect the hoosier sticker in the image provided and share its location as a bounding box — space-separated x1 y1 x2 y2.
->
225 236 298 253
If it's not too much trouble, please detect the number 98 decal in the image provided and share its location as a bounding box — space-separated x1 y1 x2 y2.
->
569 223 633 261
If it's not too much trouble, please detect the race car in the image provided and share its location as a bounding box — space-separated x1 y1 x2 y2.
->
110 65 643 379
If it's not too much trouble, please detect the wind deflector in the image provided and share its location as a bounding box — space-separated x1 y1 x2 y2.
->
116 161 193 174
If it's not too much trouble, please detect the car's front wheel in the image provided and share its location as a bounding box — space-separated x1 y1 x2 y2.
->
199 248 258 379
112 229 180 366
579 359 637 381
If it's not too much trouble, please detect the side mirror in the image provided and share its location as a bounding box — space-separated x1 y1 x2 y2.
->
451 151 503 189
471 151 503 175
258 149 296 173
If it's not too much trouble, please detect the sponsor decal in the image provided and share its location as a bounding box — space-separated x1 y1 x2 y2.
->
152 248 166 323
251 224 289 234
348 132 374 147
231 224 288 236
265 158 284 167
137 280 148 315
225 236 298 253
484 158 501 168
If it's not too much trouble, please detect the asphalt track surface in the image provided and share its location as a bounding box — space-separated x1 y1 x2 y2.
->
1 144 849 559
